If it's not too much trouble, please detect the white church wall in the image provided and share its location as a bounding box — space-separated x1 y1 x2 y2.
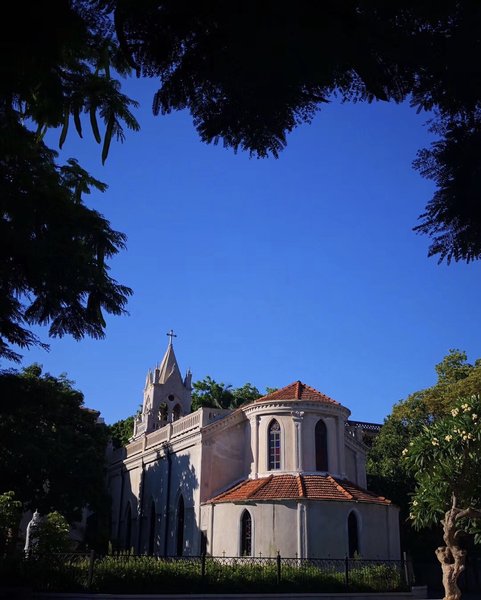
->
208 501 300 558
200 420 248 501
208 500 399 560
356 503 400 559
167 441 203 555
138 454 169 554
345 447 358 483
206 499 400 560
306 501 400 559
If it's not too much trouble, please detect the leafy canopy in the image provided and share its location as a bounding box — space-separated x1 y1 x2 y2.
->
367 350 481 551
35 512 73 554
403 395 481 543
0 1 137 361
0 491 22 555
112 0 481 263
5 2 481 362
0 365 109 521
108 415 135 448
191 376 262 411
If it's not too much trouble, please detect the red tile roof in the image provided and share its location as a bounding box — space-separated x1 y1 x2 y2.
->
208 474 390 505
256 381 339 405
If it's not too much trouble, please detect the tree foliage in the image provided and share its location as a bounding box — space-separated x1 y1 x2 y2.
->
403 396 481 600
0 491 22 556
108 415 135 448
404 396 481 536
111 0 481 263
191 377 262 411
367 350 481 553
35 511 73 555
5 2 481 361
0 365 109 522
0 1 137 361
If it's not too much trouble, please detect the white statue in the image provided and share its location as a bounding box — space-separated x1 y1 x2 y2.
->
24 510 41 556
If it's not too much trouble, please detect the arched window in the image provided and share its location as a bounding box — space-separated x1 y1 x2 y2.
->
176 495 185 557
125 504 132 551
158 403 167 421
148 501 156 555
240 510 252 556
268 420 281 470
348 511 359 558
173 404 182 421
315 419 328 471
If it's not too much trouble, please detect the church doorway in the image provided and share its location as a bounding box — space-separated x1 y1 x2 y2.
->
125 504 132 551
148 502 156 555
176 495 185 556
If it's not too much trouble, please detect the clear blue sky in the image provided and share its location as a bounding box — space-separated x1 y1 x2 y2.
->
8 76 481 425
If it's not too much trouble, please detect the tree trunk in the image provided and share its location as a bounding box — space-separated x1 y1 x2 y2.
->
436 499 466 600
436 545 465 600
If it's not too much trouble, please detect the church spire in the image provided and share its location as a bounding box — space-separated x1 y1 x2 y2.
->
156 331 182 384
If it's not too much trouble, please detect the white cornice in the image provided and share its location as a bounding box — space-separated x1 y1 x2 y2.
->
243 400 350 419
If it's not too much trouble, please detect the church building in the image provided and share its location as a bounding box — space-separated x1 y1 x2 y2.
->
108 338 400 559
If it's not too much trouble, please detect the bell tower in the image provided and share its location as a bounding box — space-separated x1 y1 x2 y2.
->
132 331 192 439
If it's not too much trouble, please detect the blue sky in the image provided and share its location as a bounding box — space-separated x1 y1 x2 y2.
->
8 76 481 425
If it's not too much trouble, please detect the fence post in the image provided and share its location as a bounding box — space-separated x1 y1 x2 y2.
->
344 555 349 590
201 552 206 579
276 551 281 585
87 549 95 591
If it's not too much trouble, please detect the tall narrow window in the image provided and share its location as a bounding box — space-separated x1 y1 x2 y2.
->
268 420 281 470
348 511 359 558
125 504 132 551
315 419 328 471
173 404 182 421
176 495 184 557
158 403 167 422
148 502 156 555
240 510 252 556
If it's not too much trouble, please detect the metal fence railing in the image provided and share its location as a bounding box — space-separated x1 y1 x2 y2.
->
3 552 411 594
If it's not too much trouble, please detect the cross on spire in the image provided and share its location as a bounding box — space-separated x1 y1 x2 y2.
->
166 329 177 345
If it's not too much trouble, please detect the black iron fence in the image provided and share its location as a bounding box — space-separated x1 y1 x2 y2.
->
3 552 411 594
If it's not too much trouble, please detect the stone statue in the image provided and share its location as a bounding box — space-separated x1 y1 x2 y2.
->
24 509 41 556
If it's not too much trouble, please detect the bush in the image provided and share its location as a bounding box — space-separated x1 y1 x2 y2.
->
2 553 408 593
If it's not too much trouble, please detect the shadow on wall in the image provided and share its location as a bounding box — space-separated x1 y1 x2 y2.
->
113 443 201 557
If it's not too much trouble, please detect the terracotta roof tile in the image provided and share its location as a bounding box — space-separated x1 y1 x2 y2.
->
208 474 391 506
256 381 339 405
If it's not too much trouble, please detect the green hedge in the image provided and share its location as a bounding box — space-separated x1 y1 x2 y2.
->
1 555 406 594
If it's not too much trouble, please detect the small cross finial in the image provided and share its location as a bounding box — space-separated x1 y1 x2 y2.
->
166 329 177 345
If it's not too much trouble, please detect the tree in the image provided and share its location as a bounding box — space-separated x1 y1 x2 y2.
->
231 383 262 407
1 1 137 361
112 0 481 263
403 395 481 600
191 377 263 411
108 415 135 448
367 350 481 554
35 511 73 555
191 376 234 410
6 3 481 361
0 491 22 556
0 365 109 522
